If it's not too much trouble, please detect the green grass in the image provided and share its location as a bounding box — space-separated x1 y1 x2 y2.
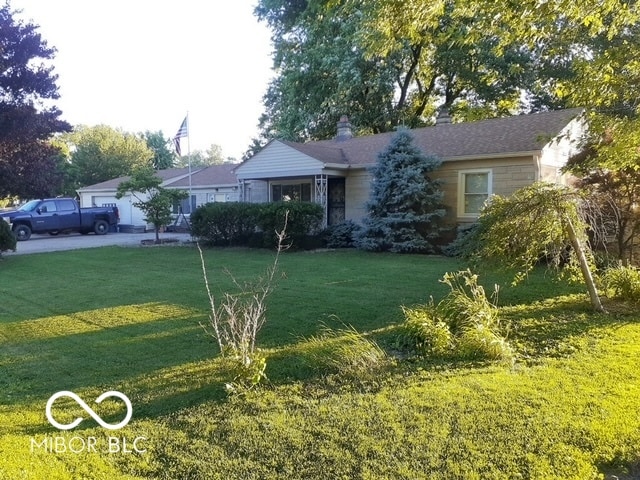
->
1 245 639 479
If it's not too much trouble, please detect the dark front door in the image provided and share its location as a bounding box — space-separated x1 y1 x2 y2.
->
327 178 345 226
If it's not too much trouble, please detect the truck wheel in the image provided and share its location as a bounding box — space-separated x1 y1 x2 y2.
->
94 220 109 235
13 224 32 241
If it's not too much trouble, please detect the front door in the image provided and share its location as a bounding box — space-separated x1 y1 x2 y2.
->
327 178 345 226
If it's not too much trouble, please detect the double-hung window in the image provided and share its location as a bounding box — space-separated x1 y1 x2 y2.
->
458 169 492 217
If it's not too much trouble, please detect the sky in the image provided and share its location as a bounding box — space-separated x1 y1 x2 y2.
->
11 0 274 160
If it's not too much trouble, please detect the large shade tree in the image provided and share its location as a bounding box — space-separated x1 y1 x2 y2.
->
63 125 154 188
253 0 639 146
0 4 70 198
253 0 579 145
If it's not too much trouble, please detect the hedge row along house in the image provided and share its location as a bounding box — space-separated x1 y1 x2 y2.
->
78 108 585 234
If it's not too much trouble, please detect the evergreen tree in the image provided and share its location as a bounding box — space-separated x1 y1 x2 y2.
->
355 128 446 253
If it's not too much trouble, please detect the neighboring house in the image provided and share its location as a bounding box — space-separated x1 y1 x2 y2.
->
234 108 585 229
77 164 239 229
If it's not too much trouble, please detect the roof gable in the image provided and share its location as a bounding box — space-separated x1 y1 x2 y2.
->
235 140 331 179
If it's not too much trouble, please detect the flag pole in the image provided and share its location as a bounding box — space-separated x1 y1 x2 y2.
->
186 112 192 214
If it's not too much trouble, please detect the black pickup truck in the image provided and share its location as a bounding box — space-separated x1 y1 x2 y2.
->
0 198 119 241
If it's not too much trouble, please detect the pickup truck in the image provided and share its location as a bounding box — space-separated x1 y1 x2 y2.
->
0 198 119 241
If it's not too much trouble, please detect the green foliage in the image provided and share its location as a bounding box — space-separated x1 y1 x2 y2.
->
191 202 261 246
322 220 361 248
141 130 175 169
0 219 16 257
3 248 640 478
400 302 453 356
221 349 268 394
64 125 154 187
356 128 446 253
301 323 388 379
400 270 512 361
192 201 323 249
116 166 188 243
257 201 324 248
601 264 640 302
0 5 71 199
467 182 605 312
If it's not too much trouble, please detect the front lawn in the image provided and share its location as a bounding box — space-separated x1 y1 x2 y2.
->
0 246 638 479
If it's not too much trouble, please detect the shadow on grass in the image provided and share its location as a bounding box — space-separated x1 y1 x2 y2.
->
501 294 638 358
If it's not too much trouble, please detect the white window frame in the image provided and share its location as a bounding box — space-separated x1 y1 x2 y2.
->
457 169 493 218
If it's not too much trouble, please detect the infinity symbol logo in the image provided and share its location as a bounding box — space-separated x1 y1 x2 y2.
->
45 391 133 431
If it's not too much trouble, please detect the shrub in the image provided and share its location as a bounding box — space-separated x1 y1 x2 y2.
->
399 303 453 356
191 202 260 246
257 201 324 249
437 270 500 334
197 213 289 392
302 324 388 379
0 220 16 257
322 220 361 248
399 270 513 362
601 264 640 301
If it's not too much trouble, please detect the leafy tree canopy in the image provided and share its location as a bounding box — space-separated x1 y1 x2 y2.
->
116 166 187 243
254 0 639 144
174 143 228 168
141 130 175 170
62 125 154 188
0 3 71 198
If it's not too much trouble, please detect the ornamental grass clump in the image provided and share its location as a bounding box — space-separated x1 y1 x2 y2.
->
400 269 513 362
601 263 640 302
302 323 388 379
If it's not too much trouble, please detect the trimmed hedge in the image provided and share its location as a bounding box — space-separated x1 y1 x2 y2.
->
191 201 324 249
191 202 261 246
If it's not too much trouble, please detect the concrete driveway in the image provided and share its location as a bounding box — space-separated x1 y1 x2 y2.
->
5 231 195 255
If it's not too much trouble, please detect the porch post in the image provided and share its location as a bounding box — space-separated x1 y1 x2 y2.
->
315 174 328 228
238 180 245 202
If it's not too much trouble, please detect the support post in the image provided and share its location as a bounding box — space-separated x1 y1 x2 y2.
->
315 174 328 228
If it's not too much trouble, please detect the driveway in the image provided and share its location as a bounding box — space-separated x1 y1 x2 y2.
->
5 231 195 255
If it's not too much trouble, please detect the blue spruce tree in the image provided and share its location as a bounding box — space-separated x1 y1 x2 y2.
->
355 128 446 253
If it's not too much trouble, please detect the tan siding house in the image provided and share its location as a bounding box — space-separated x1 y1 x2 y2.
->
79 108 585 233
235 109 585 228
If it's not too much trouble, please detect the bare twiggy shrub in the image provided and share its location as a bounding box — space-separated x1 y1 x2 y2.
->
198 211 289 389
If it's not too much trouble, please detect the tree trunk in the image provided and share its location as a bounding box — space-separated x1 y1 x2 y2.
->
565 217 606 313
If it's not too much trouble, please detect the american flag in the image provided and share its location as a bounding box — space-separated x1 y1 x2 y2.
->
173 116 188 156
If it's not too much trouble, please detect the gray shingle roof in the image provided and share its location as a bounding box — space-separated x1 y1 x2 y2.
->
78 167 201 191
165 164 238 187
301 108 584 165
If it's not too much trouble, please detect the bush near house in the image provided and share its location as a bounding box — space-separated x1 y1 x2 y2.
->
191 201 324 249
191 202 261 246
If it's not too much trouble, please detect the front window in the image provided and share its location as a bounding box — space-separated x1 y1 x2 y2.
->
458 170 492 217
271 183 311 202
